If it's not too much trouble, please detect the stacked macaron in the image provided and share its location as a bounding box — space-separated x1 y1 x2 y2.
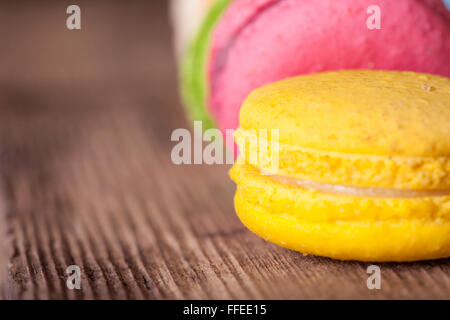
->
231 70 450 262
175 0 450 261
180 0 450 132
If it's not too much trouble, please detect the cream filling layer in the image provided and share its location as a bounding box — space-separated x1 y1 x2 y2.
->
267 171 450 198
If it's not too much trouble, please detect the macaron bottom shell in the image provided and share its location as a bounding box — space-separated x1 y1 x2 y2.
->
231 164 450 262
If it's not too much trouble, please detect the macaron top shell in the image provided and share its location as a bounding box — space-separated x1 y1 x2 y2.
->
236 70 450 190
240 70 450 157
209 0 450 134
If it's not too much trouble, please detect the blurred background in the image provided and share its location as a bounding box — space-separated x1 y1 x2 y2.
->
0 0 448 300
0 0 235 299
1 0 174 89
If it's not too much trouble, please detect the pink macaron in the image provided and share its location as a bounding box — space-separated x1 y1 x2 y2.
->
205 0 450 134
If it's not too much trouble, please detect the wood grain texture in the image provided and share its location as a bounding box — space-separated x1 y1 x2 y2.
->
0 0 449 300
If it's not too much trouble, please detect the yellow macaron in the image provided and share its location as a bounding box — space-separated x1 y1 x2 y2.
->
230 70 450 262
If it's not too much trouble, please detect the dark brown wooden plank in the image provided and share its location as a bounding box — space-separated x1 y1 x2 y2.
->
0 0 448 300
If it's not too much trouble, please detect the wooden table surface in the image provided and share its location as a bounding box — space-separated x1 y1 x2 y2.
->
0 0 448 300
